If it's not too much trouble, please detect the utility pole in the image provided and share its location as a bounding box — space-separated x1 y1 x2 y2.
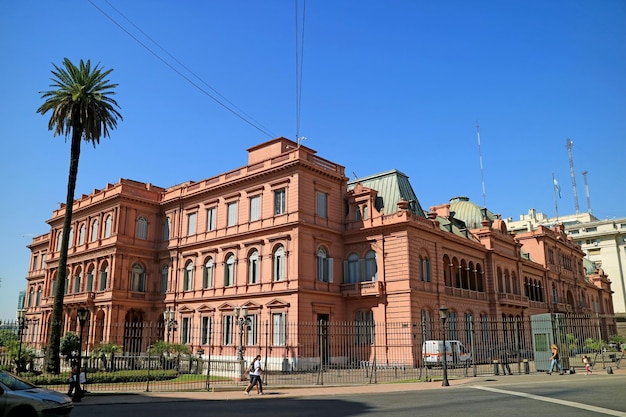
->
565 138 580 214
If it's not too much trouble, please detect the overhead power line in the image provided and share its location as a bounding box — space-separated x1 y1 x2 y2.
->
89 0 275 138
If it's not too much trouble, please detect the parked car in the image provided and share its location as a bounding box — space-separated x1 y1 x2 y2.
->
0 370 73 417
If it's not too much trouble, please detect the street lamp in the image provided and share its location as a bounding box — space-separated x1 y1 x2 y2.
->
16 309 27 376
74 308 90 402
233 306 250 361
439 306 450 387
163 310 177 343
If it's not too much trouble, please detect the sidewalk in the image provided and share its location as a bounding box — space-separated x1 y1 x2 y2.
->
73 366 626 406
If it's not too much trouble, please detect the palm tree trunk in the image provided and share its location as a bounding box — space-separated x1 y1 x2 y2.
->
45 127 82 374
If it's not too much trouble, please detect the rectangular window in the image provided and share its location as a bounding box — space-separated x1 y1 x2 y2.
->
272 313 286 346
201 317 211 345
245 314 257 345
163 217 170 240
227 202 238 227
40 254 46 269
249 195 261 222
223 315 233 345
274 188 286 215
181 317 190 344
206 207 216 231
32 255 38 271
355 311 374 345
161 267 168 293
187 212 197 236
317 191 327 218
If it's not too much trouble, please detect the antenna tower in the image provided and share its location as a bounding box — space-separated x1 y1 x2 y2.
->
582 170 592 214
565 138 580 214
476 121 487 208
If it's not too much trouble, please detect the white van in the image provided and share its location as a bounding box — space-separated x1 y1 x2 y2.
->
422 340 472 367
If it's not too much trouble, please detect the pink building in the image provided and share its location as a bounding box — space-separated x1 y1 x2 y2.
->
23 137 614 367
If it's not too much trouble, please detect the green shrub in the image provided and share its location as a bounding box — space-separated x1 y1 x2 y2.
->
29 369 179 386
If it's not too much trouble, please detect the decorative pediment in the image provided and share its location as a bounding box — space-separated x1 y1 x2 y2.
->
178 305 195 314
196 304 215 313
266 298 290 309
242 301 262 311
217 302 236 311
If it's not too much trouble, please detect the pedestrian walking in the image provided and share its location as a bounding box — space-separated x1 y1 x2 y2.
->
547 344 563 375
67 364 80 398
244 355 264 395
500 349 512 375
582 355 592 375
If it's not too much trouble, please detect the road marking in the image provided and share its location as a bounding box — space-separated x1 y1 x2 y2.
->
472 386 626 417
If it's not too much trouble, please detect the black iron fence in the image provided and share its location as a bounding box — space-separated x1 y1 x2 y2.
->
0 313 620 392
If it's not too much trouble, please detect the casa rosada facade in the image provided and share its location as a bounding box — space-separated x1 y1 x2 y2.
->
23 137 614 365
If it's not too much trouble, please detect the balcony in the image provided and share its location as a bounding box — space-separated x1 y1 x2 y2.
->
497 292 529 307
340 281 384 299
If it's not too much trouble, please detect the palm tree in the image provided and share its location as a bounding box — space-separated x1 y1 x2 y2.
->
37 58 122 374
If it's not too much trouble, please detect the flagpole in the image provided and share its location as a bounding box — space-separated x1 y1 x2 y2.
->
552 173 559 221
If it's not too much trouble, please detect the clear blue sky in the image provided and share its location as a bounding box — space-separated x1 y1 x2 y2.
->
1 0 624 319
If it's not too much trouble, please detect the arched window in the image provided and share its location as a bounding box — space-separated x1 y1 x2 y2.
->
86 265 94 292
365 250 377 282
504 270 511 293
422 256 431 282
203 258 213 288
273 245 285 282
78 223 86 245
317 247 333 282
137 216 148 240
248 250 259 284
90 219 99 242
56 231 63 251
131 263 146 292
183 261 194 291
68 227 74 248
99 261 109 291
346 253 359 283
28 288 34 307
443 255 451 286
104 215 112 238
224 254 235 286
73 267 82 293
36 286 41 306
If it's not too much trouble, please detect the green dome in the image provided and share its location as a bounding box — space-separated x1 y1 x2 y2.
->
448 196 496 229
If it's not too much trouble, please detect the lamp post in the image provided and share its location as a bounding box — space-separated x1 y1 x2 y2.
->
74 308 89 402
439 306 450 387
234 306 249 361
163 310 177 344
16 309 27 376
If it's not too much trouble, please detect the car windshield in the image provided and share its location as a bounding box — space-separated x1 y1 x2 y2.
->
0 371 36 391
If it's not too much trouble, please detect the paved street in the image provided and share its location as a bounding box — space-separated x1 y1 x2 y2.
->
70 370 626 417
